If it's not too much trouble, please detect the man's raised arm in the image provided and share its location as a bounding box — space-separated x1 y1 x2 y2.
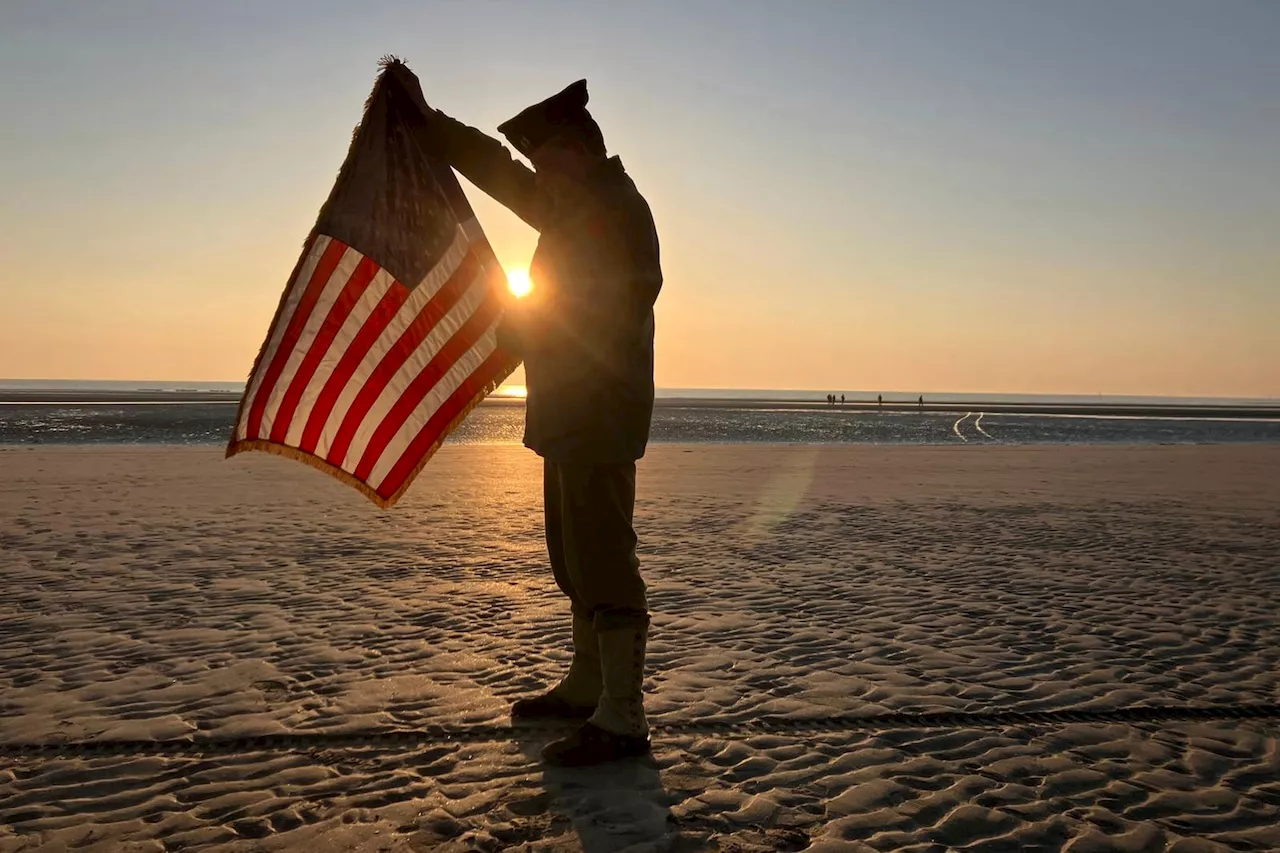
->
382 63 544 229
422 110 545 230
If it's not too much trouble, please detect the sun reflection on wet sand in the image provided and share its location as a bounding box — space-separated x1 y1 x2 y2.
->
493 385 528 399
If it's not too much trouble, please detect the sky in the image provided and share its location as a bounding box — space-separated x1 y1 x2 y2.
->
1 0 1277 397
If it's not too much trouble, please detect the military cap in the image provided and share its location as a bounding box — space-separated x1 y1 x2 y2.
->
497 79 597 157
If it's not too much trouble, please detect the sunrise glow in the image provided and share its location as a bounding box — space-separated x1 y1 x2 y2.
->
506 268 533 298
494 384 528 398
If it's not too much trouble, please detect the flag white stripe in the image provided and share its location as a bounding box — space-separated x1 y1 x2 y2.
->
256 244 360 441
340 267 491 471
282 266 396 450
367 326 499 490
315 223 477 462
236 235 333 440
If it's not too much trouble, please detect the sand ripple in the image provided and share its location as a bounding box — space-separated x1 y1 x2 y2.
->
1 444 1278 850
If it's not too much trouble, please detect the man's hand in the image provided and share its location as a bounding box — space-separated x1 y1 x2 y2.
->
383 60 436 119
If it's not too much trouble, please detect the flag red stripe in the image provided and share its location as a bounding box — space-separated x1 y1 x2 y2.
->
298 281 410 455
353 286 502 482
376 348 511 501
268 255 381 444
245 238 348 440
324 247 483 468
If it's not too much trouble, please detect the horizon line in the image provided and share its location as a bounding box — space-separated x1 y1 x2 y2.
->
0 378 1276 403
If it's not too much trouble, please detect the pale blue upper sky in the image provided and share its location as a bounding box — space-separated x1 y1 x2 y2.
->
1 1 1277 395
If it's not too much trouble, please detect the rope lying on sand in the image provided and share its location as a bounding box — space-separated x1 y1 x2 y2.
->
3 703 1278 759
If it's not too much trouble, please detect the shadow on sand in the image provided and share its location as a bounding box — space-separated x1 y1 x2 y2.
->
511 727 679 853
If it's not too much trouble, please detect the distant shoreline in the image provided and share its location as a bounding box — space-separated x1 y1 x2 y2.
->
2 388 1278 421
652 398 1280 421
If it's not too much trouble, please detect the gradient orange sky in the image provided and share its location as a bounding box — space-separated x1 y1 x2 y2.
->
1 2 1276 397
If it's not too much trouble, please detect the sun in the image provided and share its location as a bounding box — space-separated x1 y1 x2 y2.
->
506 267 533 298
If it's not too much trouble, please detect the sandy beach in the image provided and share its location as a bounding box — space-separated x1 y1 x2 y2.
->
1 444 1278 851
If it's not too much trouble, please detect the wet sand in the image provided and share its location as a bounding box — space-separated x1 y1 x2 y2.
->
3 386 1278 420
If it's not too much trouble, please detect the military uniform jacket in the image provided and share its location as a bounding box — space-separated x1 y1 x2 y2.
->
427 114 662 463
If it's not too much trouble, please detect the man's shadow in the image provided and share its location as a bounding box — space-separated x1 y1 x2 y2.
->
512 726 677 853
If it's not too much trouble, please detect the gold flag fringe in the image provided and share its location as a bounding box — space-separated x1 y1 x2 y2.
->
226 437 392 508
224 228 318 467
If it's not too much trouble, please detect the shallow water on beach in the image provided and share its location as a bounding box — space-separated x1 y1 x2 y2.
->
2 400 1279 446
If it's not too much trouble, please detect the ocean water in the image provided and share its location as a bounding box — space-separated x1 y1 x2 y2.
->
2 397 1279 446
2 379 1276 409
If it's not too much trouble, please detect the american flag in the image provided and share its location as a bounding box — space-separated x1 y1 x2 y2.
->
227 59 517 506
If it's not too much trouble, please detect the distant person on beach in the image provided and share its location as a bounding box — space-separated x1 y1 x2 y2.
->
878 394 883 409
918 395 924 411
840 394 845 406
420 80 660 766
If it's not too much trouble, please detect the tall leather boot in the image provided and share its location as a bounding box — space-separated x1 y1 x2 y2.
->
542 617 650 766
511 614 602 720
